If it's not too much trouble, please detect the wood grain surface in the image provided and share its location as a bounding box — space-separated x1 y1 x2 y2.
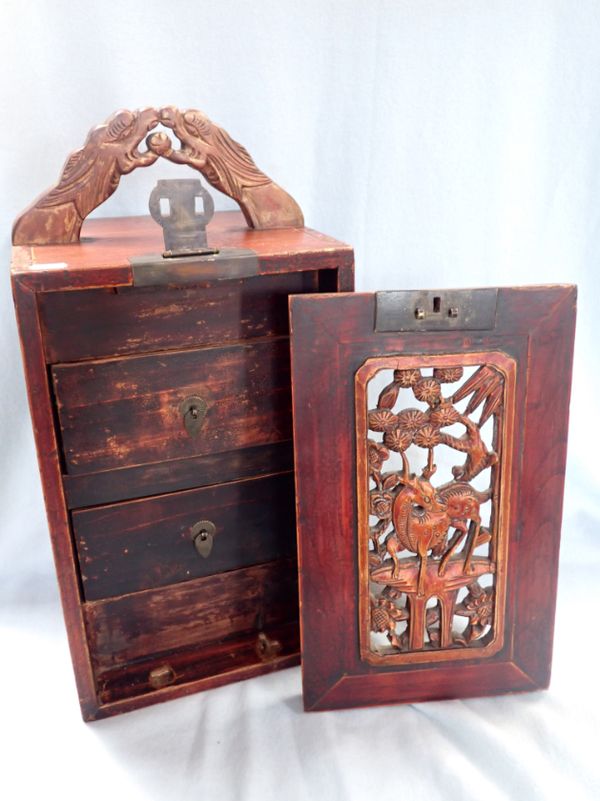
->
52 338 292 474
11 212 354 292
93 620 300 713
74 472 295 600
290 285 576 711
63 440 294 509
84 559 298 671
40 271 319 363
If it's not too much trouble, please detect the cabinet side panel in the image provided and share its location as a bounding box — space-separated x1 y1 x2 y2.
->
11 278 98 718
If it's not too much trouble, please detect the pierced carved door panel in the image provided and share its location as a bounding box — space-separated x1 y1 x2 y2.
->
290 286 576 711
358 352 516 664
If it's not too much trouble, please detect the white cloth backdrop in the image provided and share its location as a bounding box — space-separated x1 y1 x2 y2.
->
1 1 599 799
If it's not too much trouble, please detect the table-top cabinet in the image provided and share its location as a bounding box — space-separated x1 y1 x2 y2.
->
11 107 354 719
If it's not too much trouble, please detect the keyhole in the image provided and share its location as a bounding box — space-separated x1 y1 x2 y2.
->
189 406 198 420
191 519 216 558
433 296 441 313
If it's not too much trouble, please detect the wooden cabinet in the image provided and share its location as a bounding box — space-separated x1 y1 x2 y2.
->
12 212 352 720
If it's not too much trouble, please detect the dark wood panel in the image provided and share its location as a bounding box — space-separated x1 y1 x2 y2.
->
40 271 319 363
94 620 300 710
11 280 98 719
73 472 296 600
63 440 294 508
84 559 298 672
52 338 292 475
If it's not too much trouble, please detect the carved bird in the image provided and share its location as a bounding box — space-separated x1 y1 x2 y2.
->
154 106 304 229
12 107 160 244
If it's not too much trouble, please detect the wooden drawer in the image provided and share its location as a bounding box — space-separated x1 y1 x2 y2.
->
84 559 298 673
73 472 296 600
63 441 294 508
95 620 300 707
40 271 320 363
52 338 291 474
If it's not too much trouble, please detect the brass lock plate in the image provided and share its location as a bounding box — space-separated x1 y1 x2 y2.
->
149 178 215 256
132 179 258 286
130 248 259 286
191 520 216 558
179 395 208 438
375 288 498 332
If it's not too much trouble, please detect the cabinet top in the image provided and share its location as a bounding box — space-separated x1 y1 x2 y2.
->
11 211 353 293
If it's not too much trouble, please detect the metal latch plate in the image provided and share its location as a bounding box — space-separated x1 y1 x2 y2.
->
375 288 498 332
130 247 259 287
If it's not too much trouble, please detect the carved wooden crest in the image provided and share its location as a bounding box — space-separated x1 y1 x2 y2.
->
12 106 303 245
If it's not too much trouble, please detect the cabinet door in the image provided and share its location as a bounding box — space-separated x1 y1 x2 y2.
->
290 286 576 711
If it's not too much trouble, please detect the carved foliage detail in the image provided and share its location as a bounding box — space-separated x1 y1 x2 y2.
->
12 106 303 245
366 364 505 655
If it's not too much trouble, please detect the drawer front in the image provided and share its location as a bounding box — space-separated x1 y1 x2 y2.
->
84 559 298 672
63 441 294 509
95 620 300 707
40 271 319 363
73 472 296 600
52 338 291 474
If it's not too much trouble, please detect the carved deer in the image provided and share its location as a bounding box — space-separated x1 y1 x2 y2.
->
385 455 491 597
436 481 492 576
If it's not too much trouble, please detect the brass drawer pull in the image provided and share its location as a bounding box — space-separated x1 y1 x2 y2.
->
256 632 282 662
149 664 175 689
179 395 207 438
191 520 216 558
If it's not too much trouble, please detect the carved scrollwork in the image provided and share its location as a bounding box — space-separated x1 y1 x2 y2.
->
13 106 303 245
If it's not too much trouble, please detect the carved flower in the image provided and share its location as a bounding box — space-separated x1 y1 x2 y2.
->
454 583 494 644
368 409 398 432
413 424 441 449
433 367 464 383
383 427 413 452
370 490 393 519
368 439 389 472
396 408 428 433
393 368 421 387
370 595 408 633
413 378 442 406
429 402 461 427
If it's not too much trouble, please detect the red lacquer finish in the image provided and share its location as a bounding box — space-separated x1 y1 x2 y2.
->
11 209 354 720
290 286 576 710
